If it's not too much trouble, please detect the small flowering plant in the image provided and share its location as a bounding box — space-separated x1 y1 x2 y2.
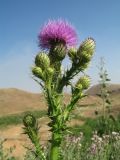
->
23 19 96 160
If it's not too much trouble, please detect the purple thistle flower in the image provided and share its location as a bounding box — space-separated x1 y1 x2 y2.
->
38 19 77 49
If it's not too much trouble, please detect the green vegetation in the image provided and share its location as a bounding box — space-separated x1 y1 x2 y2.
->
0 110 47 128
97 57 112 118
1 129 120 160
0 111 120 159
60 131 120 160
68 114 120 141
23 18 96 160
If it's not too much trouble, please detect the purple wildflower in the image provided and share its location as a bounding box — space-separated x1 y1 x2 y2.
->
38 19 77 49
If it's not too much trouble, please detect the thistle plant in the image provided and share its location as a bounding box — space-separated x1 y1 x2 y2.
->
97 57 112 118
59 131 120 160
23 19 96 160
95 58 114 136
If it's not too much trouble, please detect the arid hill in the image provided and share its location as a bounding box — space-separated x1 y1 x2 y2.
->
86 84 120 95
0 88 47 116
0 84 120 116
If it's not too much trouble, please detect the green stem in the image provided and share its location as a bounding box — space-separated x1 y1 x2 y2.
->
57 65 76 93
63 94 81 122
49 132 61 160
103 96 106 119
28 127 46 160
57 63 82 93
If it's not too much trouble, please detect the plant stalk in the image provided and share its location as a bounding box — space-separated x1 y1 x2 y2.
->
49 132 61 160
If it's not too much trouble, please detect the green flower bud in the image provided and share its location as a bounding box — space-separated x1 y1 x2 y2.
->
35 52 50 70
68 47 77 60
81 38 95 52
47 67 54 76
32 66 43 79
73 83 84 97
23 114 36 127
76 83 83 90
77 38 96 59
50 44 66 61
81 51 92 60
76 76 90 90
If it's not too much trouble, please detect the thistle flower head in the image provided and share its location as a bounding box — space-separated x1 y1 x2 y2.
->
38 19 77 49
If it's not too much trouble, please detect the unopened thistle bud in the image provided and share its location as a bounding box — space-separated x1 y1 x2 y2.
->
68 47 77 60
77 38 95 60
35 52 50 70
73 83 83 96
32 66 43 79
23 114 36 127
76 83 83 90
46 67 54 77
81 38 95 53
76 76 90 90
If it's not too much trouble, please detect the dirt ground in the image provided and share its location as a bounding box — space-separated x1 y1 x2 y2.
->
0 117 51 159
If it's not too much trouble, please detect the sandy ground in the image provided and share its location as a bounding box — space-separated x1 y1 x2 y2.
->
0 117 51 159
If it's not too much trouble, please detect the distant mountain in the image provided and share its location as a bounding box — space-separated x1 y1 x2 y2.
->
0 88 46 116
0 88 70 116
0 84 120 117
86 84 120 95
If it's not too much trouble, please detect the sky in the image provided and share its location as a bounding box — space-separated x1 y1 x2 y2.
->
0 0 120 93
